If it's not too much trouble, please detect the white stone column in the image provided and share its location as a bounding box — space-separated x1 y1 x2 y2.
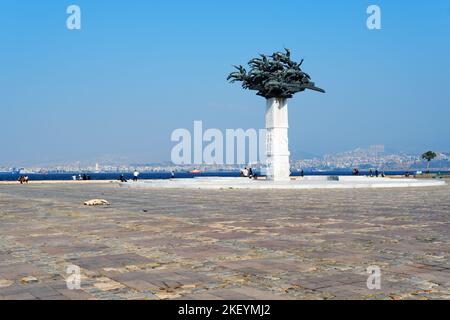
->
265 98 291 181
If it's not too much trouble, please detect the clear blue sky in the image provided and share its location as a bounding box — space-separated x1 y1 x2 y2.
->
1 0 449 166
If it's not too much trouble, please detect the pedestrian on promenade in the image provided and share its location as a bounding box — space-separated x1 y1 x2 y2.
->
133 170 140 182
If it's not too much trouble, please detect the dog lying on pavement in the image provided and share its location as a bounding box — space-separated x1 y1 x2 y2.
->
84 199 110 206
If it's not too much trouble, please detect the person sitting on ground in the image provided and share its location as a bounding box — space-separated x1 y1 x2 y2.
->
119 174 127 182
240 167 249 177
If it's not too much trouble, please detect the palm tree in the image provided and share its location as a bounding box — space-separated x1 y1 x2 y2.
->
422 151 437 173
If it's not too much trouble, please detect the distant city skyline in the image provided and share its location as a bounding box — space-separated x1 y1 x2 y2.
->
1 1 449 166
2 145 449 173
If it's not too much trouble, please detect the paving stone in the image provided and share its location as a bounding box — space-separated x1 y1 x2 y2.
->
0 279 14 288
3 293 37 300
69 253 152 271
0 263 46 280
57 289 96 300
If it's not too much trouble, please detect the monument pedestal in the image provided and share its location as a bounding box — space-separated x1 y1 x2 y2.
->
265 98 291 181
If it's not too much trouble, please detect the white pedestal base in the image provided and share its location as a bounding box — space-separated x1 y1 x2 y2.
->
265 98 291 181
120 177 447 190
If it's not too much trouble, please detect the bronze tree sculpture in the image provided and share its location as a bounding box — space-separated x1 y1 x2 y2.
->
227 49 325 99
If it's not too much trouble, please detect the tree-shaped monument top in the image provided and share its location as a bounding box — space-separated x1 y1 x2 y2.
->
227 48 325 99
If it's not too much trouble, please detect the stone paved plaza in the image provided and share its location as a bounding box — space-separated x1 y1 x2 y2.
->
0 182 449 300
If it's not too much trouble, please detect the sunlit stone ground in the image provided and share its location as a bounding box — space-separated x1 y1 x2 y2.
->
0 182 449 300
